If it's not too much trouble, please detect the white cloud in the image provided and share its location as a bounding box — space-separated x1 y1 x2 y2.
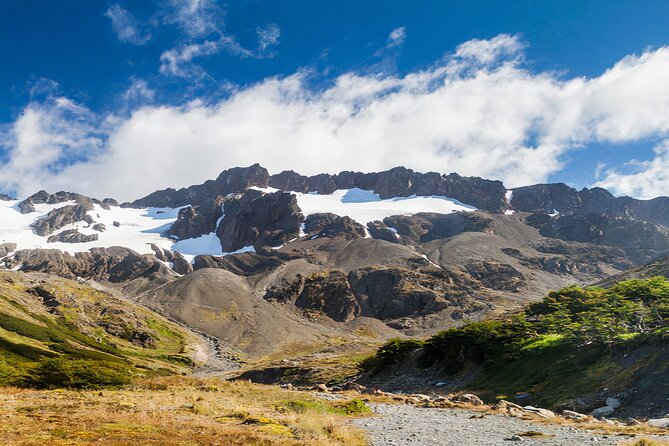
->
257 23 281 53
454 33 525 64
594 140 669 199
162 0 223 38
0 95 103 196
159 25 281 77
123 78 155 103
388 27 406 47
4 35 669 200
105 4 151 45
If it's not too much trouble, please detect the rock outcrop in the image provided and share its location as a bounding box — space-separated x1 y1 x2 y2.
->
31 204 95 236
126 164 270 208
216 190 303 252
304 213 367 240
5 247 174 283
168 200 223 240
527 212 669 264
47 229 99 244
18 190 103 214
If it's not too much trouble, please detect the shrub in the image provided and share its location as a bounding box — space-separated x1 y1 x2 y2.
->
21 358 134 389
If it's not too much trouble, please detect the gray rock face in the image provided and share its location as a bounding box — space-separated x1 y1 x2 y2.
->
269 170 308 193
366 221 400 243
511 183 669 228
304 213 367 239
92 223 106 232
527 212 669 264
17 190 102 214
193 252 283 276
126 164 270 208
382 212 495 244
47 229 99 244
149 244 193 275
5 247 173 283
510 183 582 214
0 243 17 257
307 173 338 195
31 204 94 236
465 261 526 292
295 271 361 323
216 190 303 252
168 201 223 240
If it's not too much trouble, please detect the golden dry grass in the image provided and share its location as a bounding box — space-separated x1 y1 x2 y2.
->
0 376 369 446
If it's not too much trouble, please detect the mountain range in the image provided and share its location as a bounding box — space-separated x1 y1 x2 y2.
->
1 164 669 362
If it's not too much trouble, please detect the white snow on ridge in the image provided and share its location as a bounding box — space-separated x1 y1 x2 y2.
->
0 200 180 255
293 188 476 226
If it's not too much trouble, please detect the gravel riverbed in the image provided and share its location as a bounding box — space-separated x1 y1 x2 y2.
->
355 404 654 446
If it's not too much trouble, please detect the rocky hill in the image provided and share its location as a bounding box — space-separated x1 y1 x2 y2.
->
1 164 669 361
0 271 198 387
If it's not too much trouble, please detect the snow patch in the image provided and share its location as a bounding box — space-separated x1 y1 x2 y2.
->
505 190 513 202
293 188 476 227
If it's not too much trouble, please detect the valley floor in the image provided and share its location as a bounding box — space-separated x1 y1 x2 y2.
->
0 377 368 446
356 404 669 446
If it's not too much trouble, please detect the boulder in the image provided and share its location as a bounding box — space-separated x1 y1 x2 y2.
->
648 417 669 428
523 406 556 418
590 406 615 418
92 223 106 232
456 394 484 406
561 410 590 421
366 221 400 243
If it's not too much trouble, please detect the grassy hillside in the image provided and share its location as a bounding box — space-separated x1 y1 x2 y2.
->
363 277 669 415
0 271 195 388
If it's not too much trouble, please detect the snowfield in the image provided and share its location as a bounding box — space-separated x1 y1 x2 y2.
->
0 187 477 260
0 200 180 255
253 187 477 226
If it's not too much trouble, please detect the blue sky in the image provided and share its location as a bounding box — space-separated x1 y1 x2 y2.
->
1 0 669 200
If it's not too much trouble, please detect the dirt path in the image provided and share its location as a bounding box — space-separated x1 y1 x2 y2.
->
355 404 654 446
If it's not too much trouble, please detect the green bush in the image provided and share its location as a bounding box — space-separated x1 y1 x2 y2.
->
21 358 135 389
358 338 425 372
330 399 371 415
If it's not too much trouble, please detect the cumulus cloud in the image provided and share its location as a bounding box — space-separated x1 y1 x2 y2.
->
3 35 669 200
594 141 669 199
105 4 151 45
0 94 103 196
